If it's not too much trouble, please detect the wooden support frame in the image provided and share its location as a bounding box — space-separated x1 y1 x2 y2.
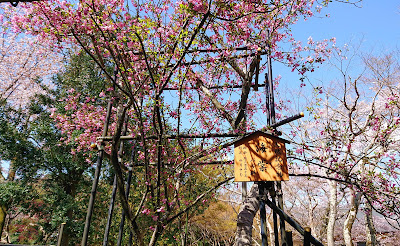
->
264 196 324 246
75 32 308 246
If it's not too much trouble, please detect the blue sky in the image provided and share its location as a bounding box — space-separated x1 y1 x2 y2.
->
294 1 400 51
273 1 400 112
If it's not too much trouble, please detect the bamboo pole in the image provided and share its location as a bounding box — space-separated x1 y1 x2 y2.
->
264 199 324 246
304 227 311 246
265 29 289 245
97 132 248 141
286 230 293 246
57 222 66 246
117 167 133 245
271 189 279 246
81 97 113 246
276 182 287 244
259 182 270 246
103 175 118 246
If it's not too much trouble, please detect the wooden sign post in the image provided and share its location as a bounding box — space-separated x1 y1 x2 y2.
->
234 131 289 182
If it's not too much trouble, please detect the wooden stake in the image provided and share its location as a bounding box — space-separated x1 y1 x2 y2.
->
81 98 113 246
57 223 66 246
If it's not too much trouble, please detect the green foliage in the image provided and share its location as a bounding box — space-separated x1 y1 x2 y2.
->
0 181 33 206
53 53 110 99
0 52 111 244
0 108 40 171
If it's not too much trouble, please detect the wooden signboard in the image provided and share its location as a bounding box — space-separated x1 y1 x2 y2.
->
234 131 289 182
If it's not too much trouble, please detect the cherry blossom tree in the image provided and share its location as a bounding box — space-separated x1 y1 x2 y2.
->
0 28 62 109
0 15 63 242
285 48 400 245
1 0 345 244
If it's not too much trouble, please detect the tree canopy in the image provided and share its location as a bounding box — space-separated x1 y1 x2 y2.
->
0 0 399 245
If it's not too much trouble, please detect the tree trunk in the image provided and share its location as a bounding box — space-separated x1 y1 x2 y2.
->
235 183 260 246
343 188 361 246
365 202 377 246
0 204 7 241
327 180 337 246
7 166 15 181
59 207 73 246
1 162 15 240
58 176 79 246
308 201 316 238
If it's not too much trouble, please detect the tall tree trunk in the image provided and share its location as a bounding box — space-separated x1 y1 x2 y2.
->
60 179 79 246
343 188 361 246
0 204 7 241
0 162 15 240
235 183 260 246
308 201 316 237
327 180 337 246
365 202 377 246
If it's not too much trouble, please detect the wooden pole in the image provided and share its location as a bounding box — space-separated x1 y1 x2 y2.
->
81 98 113 246
117 168 133 246
103 120 128 245
264 198 324 246
266 29 287 245
276 182 287 244
129 232 133 246
259 182 269 246
113 122 132 246
103 175 118 246
57 222 66 246
260 199 268 246
304 227 311 246
270 188 279 246
286 230 293 246
242 182 247 201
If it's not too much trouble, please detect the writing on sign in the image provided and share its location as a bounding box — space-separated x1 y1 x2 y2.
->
234 131 289 182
